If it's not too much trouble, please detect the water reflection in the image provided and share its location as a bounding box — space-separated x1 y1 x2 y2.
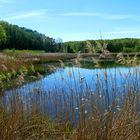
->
1 65 140 123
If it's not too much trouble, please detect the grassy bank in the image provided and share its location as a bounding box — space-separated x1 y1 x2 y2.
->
1 49 140 91
0 52 46 91
1 97 139 140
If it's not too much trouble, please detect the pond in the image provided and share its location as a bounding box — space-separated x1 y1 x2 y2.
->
1 62 140 125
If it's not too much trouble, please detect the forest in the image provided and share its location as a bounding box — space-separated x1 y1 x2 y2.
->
64 38 140 53
0 20 140 53
0 21 62 52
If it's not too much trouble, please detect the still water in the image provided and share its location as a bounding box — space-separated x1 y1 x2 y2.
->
1 64 140 123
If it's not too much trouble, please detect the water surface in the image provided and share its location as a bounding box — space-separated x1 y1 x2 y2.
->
1 64 140 123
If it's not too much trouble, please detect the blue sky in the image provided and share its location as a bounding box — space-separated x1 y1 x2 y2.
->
0 0 140 41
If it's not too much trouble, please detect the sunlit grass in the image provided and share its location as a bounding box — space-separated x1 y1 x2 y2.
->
0 53 46 91
0 63 140 139
2 49 45 56
0 46 140 139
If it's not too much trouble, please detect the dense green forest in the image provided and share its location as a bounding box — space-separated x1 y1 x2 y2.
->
64 38 140 53
0 21 62 52
0 21 140 53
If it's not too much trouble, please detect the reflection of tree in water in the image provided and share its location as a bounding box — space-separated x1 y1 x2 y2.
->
79 60 124 69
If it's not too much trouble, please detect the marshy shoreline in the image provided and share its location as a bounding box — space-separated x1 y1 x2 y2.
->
0 50 137 91
0 50 140 140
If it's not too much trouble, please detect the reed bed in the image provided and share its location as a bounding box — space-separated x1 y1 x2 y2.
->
0 53 24 72
0 63 140 140
0 53 45 92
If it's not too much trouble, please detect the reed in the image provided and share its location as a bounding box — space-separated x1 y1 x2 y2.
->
0 46 140 139
0 53 45 91
0 63 140 139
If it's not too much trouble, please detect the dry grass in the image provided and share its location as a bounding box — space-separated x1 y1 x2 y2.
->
0 53 24 72
0 47 140 139
0 64 140 140
0 53 45 92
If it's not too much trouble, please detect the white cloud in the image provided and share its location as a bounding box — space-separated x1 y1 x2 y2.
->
59 12 99 16
3 10 47 21
58 12 134 20
0 0 14 3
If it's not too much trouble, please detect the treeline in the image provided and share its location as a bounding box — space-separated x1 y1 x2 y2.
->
0 21 63 52
64 38 140 53
104 38 140 52
1 21 140 53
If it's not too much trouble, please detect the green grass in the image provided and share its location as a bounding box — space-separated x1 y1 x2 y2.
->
0 52 46 91
2 49 45 56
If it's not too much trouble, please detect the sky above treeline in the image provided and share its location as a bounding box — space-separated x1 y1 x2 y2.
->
0 0 140 41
